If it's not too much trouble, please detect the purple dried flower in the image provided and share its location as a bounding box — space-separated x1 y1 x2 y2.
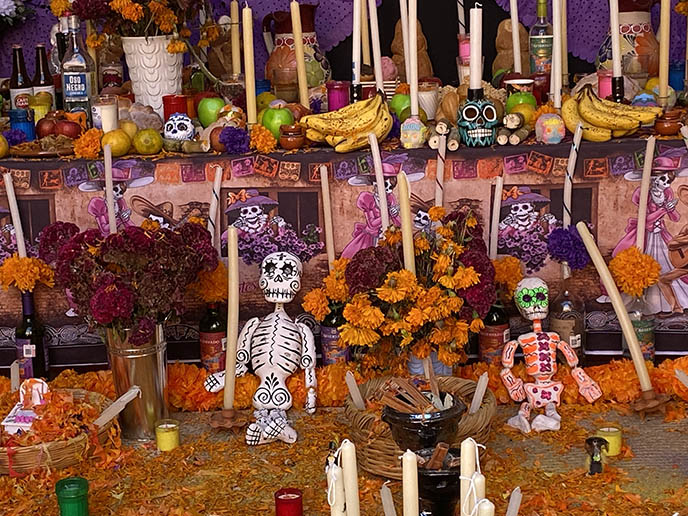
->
3 128 26 146
548 226 590 271
389 113 401 140
218 126 250 154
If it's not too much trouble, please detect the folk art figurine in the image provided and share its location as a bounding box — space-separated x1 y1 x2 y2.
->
204 252 316 446
500 278 602 433
585 436 609 475
457 94 499 147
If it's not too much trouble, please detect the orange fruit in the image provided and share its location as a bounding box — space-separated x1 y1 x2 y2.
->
101 129 131 157
132 129 163 155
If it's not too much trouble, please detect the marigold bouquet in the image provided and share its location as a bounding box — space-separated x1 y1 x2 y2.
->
51 222 218 345
492 256 523 303
609 246 660 298
335 205 496 366
302 258 350 322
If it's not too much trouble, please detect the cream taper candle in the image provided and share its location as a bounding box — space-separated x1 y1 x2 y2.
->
2 172 26 258
402 450 419 516
369 133 390 233
207 164 224 250
290 1 310 108
469 6 482 91
489 175 504 259
398 171 415 275
223 226 239 409
103 144 117 236
399 0 411 81
326 456 346 516
341 440 360 516
352 0 362 83
635 136 655 252
460 438 476 516
561 0 568 87
367 0 384 92
319 165 335 269
434 134 447 207
230 0 241 76
242 3 257 124
609 0 622 78
658 0 671 105
473 472 486 506
477 500 495 516
361 0 371 66
408 0 419 116
552 0 562 108
563 123 582 229
509 0 521 74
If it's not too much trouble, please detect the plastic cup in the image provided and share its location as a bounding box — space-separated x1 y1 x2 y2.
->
55 476 89 516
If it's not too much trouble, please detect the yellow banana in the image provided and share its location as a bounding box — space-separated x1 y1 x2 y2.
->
612 128 639 138
305 128 327 143
561 98 612 142
300 94 382 136
578 90 639 130
334 106 393 153
584 85 663 116
584 87 659 125
325 134 346 147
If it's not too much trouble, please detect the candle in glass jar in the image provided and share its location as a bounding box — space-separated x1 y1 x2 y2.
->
155 419 180 451
275 488 303 516
417 81 439 120
93 95 119 132
326 81 350 111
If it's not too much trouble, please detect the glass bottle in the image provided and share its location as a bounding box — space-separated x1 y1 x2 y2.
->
51 18 69 110
622 294 655 362
10 45 33 110
549 274 585 364
529 0 553 75
479 303 510 365
61 15 96 124
15 292 47 380
99 46 123 90
33 45 56 111
321 307 348 365
199 303 227 373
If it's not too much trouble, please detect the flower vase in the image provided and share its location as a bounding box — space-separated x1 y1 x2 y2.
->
408 351 453 376
106 324 168 440
121 36 182 119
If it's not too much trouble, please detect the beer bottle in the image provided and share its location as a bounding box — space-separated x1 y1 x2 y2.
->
10 45 33 110
33 45 57 110
16 292 47 380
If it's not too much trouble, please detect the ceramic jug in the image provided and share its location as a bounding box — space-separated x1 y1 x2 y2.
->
263 3 331 88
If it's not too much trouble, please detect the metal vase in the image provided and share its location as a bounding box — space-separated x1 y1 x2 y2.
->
106 325 168 440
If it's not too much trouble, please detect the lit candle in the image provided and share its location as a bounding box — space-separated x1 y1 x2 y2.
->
469 6 482 91
103 144 117 236
635 136 655 252
2 172 27 258
326 456 346 516
242 3 257 125
207 164 224 251
402 450 418 516
369 133 390 233
290 1 310 108
352 0 361 83
477 500 495 516
398 171 415 275
658 0 671 106
434 134 447 206
361 0 371 66
274 488 303 516
223 226 239 410
488 175 504 260
319 165 335 270
609 0 622 78
230 0 241 76
460 438 476 516
155 419 180 451
561 0 568 88
341 440 360 516
509 0 521 74
399 0 411 81
575 222 653 393
552 0 562 108
408 0 419 116
367 0 384 92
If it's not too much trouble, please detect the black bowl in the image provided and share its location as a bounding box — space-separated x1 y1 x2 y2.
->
417 447 461 516
381 392 466 451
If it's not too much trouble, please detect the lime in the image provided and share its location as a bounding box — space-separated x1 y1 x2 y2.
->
398 106 428 124
101 129 132 157
132 129 163 155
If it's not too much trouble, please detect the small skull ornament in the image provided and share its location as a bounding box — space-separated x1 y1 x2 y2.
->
259 251 303 304
457 98 498 147
164 113 195 141
514 277 549 321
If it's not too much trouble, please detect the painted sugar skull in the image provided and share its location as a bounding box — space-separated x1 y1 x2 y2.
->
535 113 566 144
259 252 303 304
514 277 549 321
164 113 195 140
457 98 498 147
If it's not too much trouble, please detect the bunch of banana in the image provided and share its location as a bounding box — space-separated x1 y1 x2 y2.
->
576 85 662 132
561 97 613 142
299 92 393 153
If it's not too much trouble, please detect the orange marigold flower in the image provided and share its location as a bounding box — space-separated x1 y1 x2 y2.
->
395 82 410 95
86 33 106 50
73 128 103 160
250 125 277 153
339 324 380 347
167 39 187 53
0 255 54 293
438 345 464 366
377 269 418 303
405 307 426 328
411 339 431 358
109 0 144 22
382 227 402 246
50 0 70 17
469 318 484 333
180 26 191 38
198 38 210 48
609 247 660 297
343 293 384 329
302 288 331 322
466 215 478 228
432 252 451 281
188 261 228 303
428 206 446 222
436 226 454 239
414 235 430 254
206 24 220 42
380 318 411 336
493 256 523 300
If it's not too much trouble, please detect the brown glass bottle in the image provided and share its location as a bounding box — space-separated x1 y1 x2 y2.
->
10 45 33 110
33 45 56 110
479 302 510 365
199 303 227 373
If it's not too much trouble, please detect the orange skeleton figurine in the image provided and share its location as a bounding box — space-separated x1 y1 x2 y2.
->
500 278 602 433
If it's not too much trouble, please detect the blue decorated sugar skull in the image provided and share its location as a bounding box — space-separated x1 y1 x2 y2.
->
164 113 195 141
457 98 498 147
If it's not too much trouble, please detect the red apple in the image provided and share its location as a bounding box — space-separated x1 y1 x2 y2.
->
54 120 82 139
209 126 226 152
36 118 57 139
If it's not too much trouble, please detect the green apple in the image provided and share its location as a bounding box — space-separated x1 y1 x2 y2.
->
505 92 537 114
198 97 226 128
398 106 428 124
389 93 411 115
262 105 295 140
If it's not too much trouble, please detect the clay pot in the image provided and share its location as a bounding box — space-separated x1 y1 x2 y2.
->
654 117 681 136
279 124 305 150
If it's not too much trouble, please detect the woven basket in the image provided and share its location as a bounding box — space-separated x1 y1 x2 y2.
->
0 389 114 475
344 376 497 480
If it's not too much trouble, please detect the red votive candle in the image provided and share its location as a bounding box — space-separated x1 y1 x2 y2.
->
162 94 188 121
275 488 303 516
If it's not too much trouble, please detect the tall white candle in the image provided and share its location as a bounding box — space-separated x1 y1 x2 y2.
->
223 226 239 409
242 3 257 125
473 472 486 505
506 487 522 516
561 0 568 87
408 0 419 116
399 171 415 275
290 1 310 108
658 0 671 104
477 500 496 516
326 456 346 516
399 0 411 81
2 172 26 258
361 0 371 66
341 440 360 516
369 134 390 232
367 0 384 92
489 175 504 260
636 136 655 252
230 0 241 76
103 144 117 236
319 165 335 270
609 0 622 77
434 134 447 206
509 0 522 74
352 0 362 83
401 450 419 516
469 6 482 90
460 438 477 516
207 164 224 251
552 0 562 108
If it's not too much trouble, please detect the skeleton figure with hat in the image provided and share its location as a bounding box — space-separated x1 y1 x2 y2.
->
341 154 425 258
614 150 688 314
220 189 286 243
79 160 155 236
130 196 179 229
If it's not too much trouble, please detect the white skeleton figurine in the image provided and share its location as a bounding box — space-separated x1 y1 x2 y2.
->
204 252 316 445
414 209 432 232
500 278 602 434
499 202 556 232
233 205 286 234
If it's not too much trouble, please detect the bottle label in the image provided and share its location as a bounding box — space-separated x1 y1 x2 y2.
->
32 85 56 110
63 72 90 98
549 318 582 348
632 319 655 360
10 88 33 109
479 324 510 365
530 35 553 74
16 338 33 379
321 326 349 365
199 331 226 373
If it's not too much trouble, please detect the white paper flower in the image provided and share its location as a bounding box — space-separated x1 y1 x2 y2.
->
0 0 17 17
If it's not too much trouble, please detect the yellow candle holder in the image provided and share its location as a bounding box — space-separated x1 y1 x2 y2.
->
155 419 180 451
595 425 622 457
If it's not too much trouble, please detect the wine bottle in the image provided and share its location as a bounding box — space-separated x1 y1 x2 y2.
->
479 303 510 365
529 0 553 75
321 307 347 365
15 292 47 380
199 302 227 373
